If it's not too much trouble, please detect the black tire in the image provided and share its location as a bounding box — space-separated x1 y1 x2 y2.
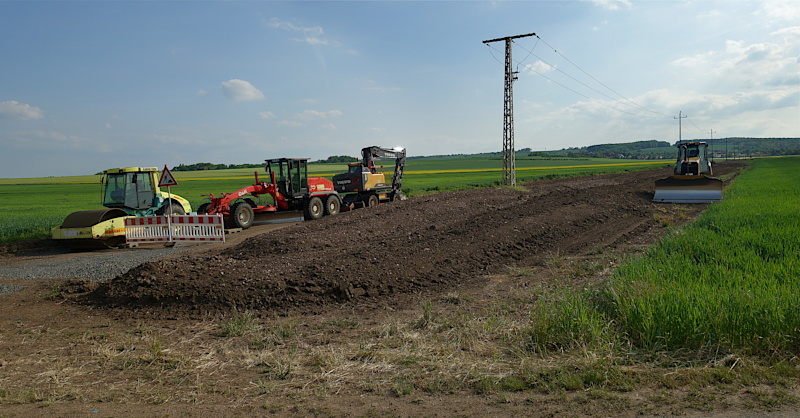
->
197 202 211 214
366 194 379 208
304 196 324 220
156 201 186 216
226 201 254 229
324 195 341 216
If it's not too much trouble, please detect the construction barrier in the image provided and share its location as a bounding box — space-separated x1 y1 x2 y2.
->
124 215 225 243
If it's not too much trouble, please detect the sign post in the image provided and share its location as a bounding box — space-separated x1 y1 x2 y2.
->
158 165 179 244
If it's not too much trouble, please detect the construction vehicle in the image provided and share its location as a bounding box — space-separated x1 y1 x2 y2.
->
332 146 407 207
653 141 723 203
51 167 192 248
198 146 407 229
198 158 339 229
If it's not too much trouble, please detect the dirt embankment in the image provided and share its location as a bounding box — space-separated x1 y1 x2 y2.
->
81 162 746 318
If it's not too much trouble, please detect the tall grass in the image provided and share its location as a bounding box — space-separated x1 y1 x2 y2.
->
597 157 799 356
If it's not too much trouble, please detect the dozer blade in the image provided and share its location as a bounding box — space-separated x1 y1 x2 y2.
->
653 176 723 203
252 211 304 224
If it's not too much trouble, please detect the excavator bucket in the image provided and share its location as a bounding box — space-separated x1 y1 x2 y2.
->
653 176 723 203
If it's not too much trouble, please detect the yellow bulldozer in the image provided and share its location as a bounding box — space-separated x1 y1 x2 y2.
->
51 167 192 248
653 141 723 203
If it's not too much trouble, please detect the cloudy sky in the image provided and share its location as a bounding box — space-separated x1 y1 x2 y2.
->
1 0 797 178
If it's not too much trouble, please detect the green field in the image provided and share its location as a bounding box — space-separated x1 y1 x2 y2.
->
529 156 800 358
0 158 668 243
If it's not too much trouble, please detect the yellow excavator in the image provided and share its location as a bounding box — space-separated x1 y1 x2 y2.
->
653 141 723 203
51 167 192 248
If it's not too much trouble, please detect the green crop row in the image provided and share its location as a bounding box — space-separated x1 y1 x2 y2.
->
530 156 799 358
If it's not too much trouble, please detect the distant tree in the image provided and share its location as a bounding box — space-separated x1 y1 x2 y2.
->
314 155 359 163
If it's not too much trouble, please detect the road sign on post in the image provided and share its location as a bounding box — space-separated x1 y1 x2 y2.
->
158 165 178 244
159 165 178 187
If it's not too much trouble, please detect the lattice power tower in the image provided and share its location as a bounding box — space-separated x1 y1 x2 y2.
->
483 32 536 187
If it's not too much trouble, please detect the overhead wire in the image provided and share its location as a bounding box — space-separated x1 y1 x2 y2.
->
485 41 662 119
533 35 672 117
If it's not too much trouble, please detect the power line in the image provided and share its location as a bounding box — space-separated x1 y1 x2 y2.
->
513 40 666 118
486 41 666 119
534 35 671 117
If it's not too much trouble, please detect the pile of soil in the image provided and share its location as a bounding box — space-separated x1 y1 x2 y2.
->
84 163 745 318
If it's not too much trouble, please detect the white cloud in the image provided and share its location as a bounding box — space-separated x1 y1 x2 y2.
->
671 36 799 90
296 109 343 120
773 26 800 36
221 79 265 102
298 37 329 46
589 0 631 11
0 101 44 120
197 89 207 96
758 0 800 22
269 18 337 48
259 111 277 119
321 123 337 131
592 20 609 31
525 60 556 75
268 18 323 35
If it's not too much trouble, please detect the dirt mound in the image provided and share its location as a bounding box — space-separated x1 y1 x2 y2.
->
84 163 745 317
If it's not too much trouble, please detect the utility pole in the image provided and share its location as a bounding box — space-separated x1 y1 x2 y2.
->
709 128 716 161
483 32 535 187
674 111 687 145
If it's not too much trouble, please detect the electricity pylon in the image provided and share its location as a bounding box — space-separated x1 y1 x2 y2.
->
483 32 536 187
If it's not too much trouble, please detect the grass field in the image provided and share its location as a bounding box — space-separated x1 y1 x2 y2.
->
530 156 800 359
0 158 668 243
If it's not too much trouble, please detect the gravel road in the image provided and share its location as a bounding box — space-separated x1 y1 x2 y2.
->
0 245 197 296
0 219 296 296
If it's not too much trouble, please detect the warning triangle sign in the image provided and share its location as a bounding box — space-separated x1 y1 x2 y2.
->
159 165 178 187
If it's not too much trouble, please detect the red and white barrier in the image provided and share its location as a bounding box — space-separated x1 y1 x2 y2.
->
124 215 225 243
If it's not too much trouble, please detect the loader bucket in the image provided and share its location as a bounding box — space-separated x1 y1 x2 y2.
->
653 176 723 203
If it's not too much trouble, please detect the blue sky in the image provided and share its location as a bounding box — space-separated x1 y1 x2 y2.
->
1 0 798 178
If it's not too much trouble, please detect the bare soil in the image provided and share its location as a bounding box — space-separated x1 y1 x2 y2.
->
2 161 797 417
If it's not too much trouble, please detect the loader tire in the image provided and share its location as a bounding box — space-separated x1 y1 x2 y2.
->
226 201 254 229
324 195 341 216
197 203 211 214
304 197 324 221
366 194 379 208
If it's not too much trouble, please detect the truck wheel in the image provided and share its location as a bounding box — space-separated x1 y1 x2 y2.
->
197 203 211 214
304 197 324 220
156 201 186 216
367 194 379 208
324 195 341 216
226 201 254 229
